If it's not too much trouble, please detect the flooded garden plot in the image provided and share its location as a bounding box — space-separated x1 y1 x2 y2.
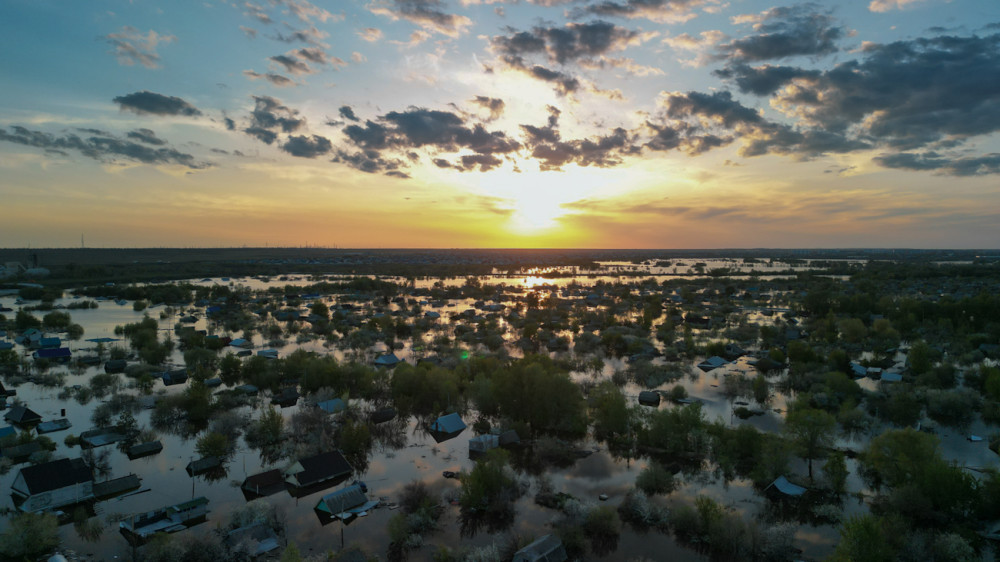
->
0 257 999 561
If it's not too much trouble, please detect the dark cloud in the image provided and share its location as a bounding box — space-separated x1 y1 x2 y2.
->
224 117 236 131
332 149 408 176
242 95 307 145
0 125 209 169
491 21 644 65
270 54 312 75
338 107 522 174
717 4 843 62
874 152 1000 176
126 128 166 145
571 0 706 23
664 90 762 128
501 56 580 96
768 33 1000 149
243 70 296 87
339 106 360 122
470 96 506 121
281 134 332 157
272 25 329 46
713 63 820 95
370 0 472 37
113 91 202 117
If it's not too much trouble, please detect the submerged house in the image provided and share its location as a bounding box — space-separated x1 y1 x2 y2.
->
284 450 353 489
4 405 42 426
469 434 499 456
512 534 568 562
187 456 223 476
316 398 346 414
11 457 95 512
32 347 71 362
428 413 466 442
119 496 210 541
697 356 730 372
225 521 280 557
314 484 377 518
161 369 188 386
638 390 660 407
242 469 286 498
373 352 401 367
36 418 71 434
764 476 807 498
127 441 163 460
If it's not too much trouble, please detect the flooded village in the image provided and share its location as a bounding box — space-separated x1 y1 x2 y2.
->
0 248 998 562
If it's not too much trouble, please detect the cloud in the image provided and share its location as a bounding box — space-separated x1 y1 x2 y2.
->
269 53 313 75
0 125 209 169
339 106 360 122
276 0 340 23
470 96 506 121
716 4 843 62
272 25 329 47
240 26 258 39
874 152 1000 176
358 27 384 42
500 56 581 96
768 32 1000 149
332 148 408 175
339 106 521 174
868 0 927 12
713 63 820 95
126 128 166 145
243 70 296 87
571 0 707 23
112 91 203 117
103 26 176 69
242 95 307 144
281 134 333 157
244 2 273 24
490 21 652 65
369 0 473 37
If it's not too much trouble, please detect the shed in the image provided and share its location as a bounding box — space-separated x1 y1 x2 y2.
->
512 534 567 562
374 352 401 367
225 521 280 557
104 359 127 374
314 484 372 517
4 405 42 426
127 441 163 459
161 369 188 386
317 398 346 414
257 349 279 359
498 429 520 447
284 450 353 488
0 425 16 440
765 476 807 497
638 391 660 407
12 457 95 512
428 413 466 435
371 407 397 424
242 469 286 498
36 418 71 434
697 356 730 371
33 348 71 362
469 434 500 455
271 387 300 407
880 372 903 383
80 428 125 448
187 456 223 476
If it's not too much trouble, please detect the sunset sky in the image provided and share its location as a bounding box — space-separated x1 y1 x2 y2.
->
1 0 999 248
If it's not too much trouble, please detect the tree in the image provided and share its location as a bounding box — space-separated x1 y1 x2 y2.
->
830 514 901 562
823 450 848 496
195 431 230 459
0 512 59 560
784 407 836 480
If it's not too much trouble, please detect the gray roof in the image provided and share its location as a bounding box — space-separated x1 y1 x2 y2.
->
513 534 567 562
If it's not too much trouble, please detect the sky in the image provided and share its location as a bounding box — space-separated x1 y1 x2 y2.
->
1 0 999 249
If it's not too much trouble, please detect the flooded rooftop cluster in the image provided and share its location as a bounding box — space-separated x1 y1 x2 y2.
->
0 253 999 561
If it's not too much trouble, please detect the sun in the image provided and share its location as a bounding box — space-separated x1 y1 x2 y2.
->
471 162 625 236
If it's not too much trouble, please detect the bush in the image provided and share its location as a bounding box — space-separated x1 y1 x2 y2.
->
636 463 675 496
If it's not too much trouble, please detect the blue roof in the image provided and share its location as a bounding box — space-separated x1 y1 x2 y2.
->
0 426 16 439
769 476 806 496
880 372 903 382
317 398 346 413
429 413 466 434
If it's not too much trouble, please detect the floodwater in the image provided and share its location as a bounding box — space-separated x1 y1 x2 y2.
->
0 258 923 561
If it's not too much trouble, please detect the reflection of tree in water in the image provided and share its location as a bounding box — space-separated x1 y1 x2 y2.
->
370 414 408 451
200 465 228 483
507 438 585 476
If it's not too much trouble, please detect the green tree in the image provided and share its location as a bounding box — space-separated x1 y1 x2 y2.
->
830 514 901 562
0 512 60 560
195 431 230 459
785 407 836 480
823 450 848 496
